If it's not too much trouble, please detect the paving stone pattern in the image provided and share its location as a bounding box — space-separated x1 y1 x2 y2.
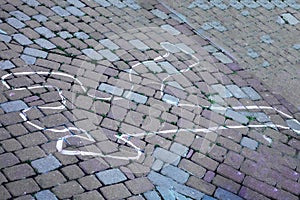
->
0 0 299 200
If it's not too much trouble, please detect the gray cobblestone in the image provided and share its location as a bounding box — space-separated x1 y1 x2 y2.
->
151 9 169 19
161 165 189 184
24 47 48 58
13 34 33 45
241 0 260 8
0 34 11 43
161 24 180 35
292 44 300 50
241 87 261 100
170 143 188 156
100 39 119 50
162 94 179 106
109 0 126 8
148 171 204 199
31 155 62 173
212 84 232 98
276 16 285 24
176 43 195 54
167 81 183 90
272 0 287 8
51 6 70 17
98 83 123 96
225 109 249 124
211 0 228 10
157 186 175 200
247 48 260 58
6 18 26 29
151 159 164 171
143 61 163 73
94 0 111 7
129 39 150 51
241 10 250 16
67 0 86 8
260 35 274 44
1 100 28 113
161 42 180 53
212 52 233 64
82 49 103 60
22 0 40 7
286 119 300 134
240 112 270 123
210 21 227 32
35 190 58 200
153 147 180 165
99 49 120 61
229 0 244 9
96 168 127 185
74 32 89 39
203 195 217 200
123 91 148 104
225 85 248 99
281 13 299 25
34 38 56 49
257 0 275 10
21 55 36 64
9 11 30 21
124 0 141 10
32 14 48 22
0 60 16 70
241 137 258 150
58 31 73 39
144 190 161 200
66 6 85 16
214 188 243 200
159 62 179 74
34 27 56 38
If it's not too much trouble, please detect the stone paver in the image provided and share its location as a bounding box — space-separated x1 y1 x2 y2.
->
13 34 33 45
0 1 299 200
82 49 103 60
96 168 127 185
31 155 62 173
162 94 180 106
129 39 150 51
23 47 48 58
161 164 189 184
0 60 16 70
34 27 56 38
98 83 124 96
123 91 148 104
35 190 58 200
225 109 249 124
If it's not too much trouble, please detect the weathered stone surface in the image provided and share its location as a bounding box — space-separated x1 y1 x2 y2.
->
82 49 103 60
31 155 62 173
0 60 15 70
225 109 249 124
98 83 123 96
123 91 148 104
162 94 179 106
24 47 48 58
241 137 258 150
96 169 127 185
0 100 28 113
161 165 189 184
153 148 180 165
35 190 58 200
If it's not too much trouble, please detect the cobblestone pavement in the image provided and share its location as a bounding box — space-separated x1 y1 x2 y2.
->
0 0 299 200
160 0 300 109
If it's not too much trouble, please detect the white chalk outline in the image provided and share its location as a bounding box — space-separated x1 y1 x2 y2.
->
1 42 299 160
